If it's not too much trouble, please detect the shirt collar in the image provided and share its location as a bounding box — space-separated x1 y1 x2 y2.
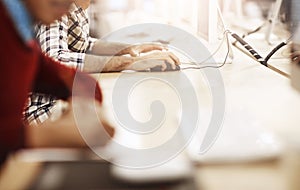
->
2 0 35 45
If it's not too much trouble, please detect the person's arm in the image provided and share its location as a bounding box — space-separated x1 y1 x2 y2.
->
36 15 86 70
35 16 130 73
89 39 168 57
26 53 114 148
36 11 180 73
32 53 102 103
84 51 180 73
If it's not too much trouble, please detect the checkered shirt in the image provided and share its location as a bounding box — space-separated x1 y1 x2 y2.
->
24 4 97 125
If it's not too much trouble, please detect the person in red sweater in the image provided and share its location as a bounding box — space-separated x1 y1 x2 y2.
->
0 0 114 165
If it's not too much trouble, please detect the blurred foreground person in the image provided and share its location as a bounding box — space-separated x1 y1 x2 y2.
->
0 0 114 166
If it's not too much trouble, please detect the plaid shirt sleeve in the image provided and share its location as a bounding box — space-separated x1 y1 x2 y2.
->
36 15 85 70
24 93 57 126
24 4 95 126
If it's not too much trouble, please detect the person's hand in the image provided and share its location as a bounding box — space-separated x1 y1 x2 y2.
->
117 44 168 57
84 50 181 72
126 51 180 71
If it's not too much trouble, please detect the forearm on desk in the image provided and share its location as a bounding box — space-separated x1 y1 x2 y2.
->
83 54 134 73
89 40 130 56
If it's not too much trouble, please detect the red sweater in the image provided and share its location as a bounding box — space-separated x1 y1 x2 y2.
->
0 2 102 164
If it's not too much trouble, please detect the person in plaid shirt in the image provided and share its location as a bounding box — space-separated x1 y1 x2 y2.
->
0 0 115 165
24 0 180 126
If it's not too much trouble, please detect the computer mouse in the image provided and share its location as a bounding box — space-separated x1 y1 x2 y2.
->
150 62 181 72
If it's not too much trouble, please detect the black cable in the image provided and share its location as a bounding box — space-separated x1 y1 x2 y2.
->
230 32 267 66
232 31 292 64
180 26 290 78
231 32 290 78
232 22 266 46
231 20 290 65
181 30 290 78
264 37 292 63
242 22 266 38
213 3 289 77
264 42 287 63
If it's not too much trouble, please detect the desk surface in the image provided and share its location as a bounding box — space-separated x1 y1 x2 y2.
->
92 46 299 189
1 44 300 190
